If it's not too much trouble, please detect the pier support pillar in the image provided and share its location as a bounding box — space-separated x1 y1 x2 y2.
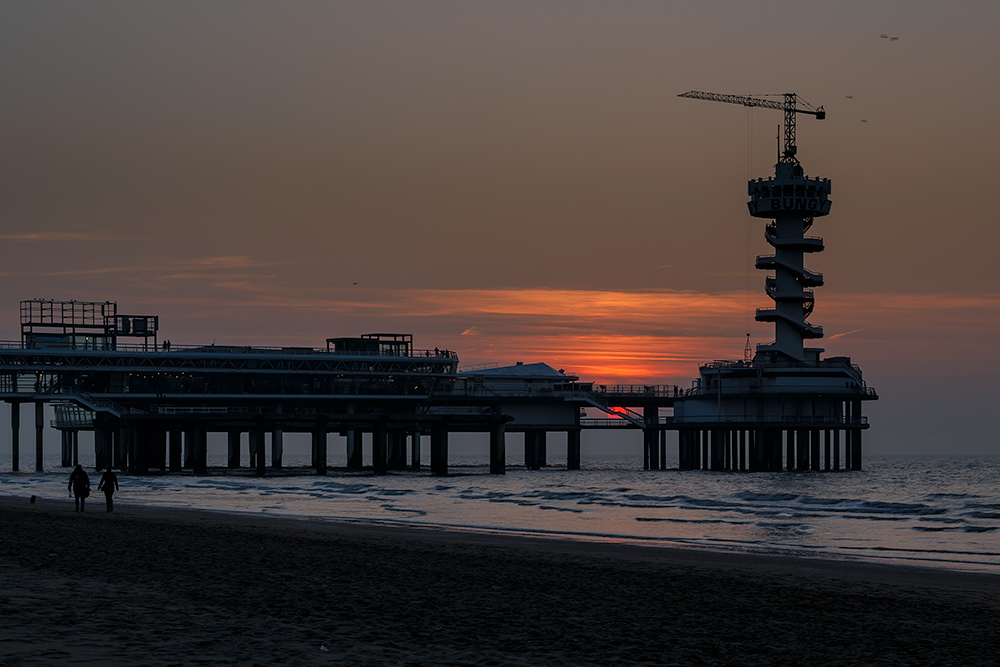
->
677 430 688 469
524 431 538 470
567 428 582 471
749 430 761 472
388 431 406 470
271 428 283 470
701 430 709 470
153 428 168 471
252 422 265 477
34 401 44 472
645 428 659 471
643 406 657 470
796 429 809 472
113 429 125 470
410 431 421 470
850 401 863 470
660 430 668 470
169 428 182 472
710 429 724 471
346 429 362 470
823 429 831 471
372 421 388 475
781 429 790 471
723 430 731 471
430 422 448 476
850 430 863 471
133 427 150 475
737 430 745 472
810 429 821 472
192 425 208 475
60 430 71 467
768 429 783 471
227 430 241 468
183 428 194 469
10 401 20 472
313 422 327 475
833 429 840 471
490 423 506 474
124 427 137 473
72 431 79 466
843 402 852 470
676 431 684 469
95 428 113 470
249 427 261 470
567 429 581 471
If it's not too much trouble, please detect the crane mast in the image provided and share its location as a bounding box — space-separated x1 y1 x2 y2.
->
677 91 825 164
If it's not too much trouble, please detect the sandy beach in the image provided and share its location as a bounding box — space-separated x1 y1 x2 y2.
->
1 495 997 666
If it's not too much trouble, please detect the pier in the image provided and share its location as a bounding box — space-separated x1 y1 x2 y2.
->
1 299 874 476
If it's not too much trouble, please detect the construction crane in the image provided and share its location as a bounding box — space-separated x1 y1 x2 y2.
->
677 91 825 165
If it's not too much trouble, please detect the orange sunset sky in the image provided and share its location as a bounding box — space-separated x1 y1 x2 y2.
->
2 1 999 455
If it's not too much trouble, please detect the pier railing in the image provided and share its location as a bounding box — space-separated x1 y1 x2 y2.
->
0 340 459 359
591 385 686 397
675 415 868 425
581 415 867 428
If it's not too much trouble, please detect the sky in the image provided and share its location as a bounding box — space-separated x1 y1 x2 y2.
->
1 1 999 456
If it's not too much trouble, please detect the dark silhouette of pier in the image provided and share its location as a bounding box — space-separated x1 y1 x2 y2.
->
1 299 874 476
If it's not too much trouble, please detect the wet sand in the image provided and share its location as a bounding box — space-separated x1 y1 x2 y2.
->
1 494 997 666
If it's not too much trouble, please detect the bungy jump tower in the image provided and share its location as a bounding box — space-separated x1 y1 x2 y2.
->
673 92 877 472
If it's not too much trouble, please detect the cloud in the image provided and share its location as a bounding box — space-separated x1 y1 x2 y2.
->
460 327 481 336
190 256 277 269
827 327 867 340
0 231 166 242
43 256 281 278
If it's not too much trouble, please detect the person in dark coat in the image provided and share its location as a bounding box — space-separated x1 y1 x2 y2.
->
97 466 119 513
68 464 90 512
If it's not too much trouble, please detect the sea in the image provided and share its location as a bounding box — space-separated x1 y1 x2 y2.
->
2 444 998 574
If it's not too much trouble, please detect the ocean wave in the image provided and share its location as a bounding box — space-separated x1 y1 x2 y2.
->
754 521 814 532
635 516 744 525
736 492 799 502
538 505 583 513
911 525 998 534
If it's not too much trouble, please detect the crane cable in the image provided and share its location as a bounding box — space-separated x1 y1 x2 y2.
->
744 107 753 361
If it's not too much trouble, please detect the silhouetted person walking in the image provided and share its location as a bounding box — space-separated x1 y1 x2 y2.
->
97 466 119 513
68 464 90 512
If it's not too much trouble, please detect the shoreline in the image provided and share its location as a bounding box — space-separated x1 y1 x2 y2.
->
7 492 1000 586
2 494 998 665
4 488 998 576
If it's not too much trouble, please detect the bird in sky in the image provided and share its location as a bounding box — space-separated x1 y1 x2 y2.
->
880 34 899 41
890 36 899 41
845 95 854 99
861 119 868 123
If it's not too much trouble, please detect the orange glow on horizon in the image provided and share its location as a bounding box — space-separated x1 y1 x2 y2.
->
14 286 994 386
